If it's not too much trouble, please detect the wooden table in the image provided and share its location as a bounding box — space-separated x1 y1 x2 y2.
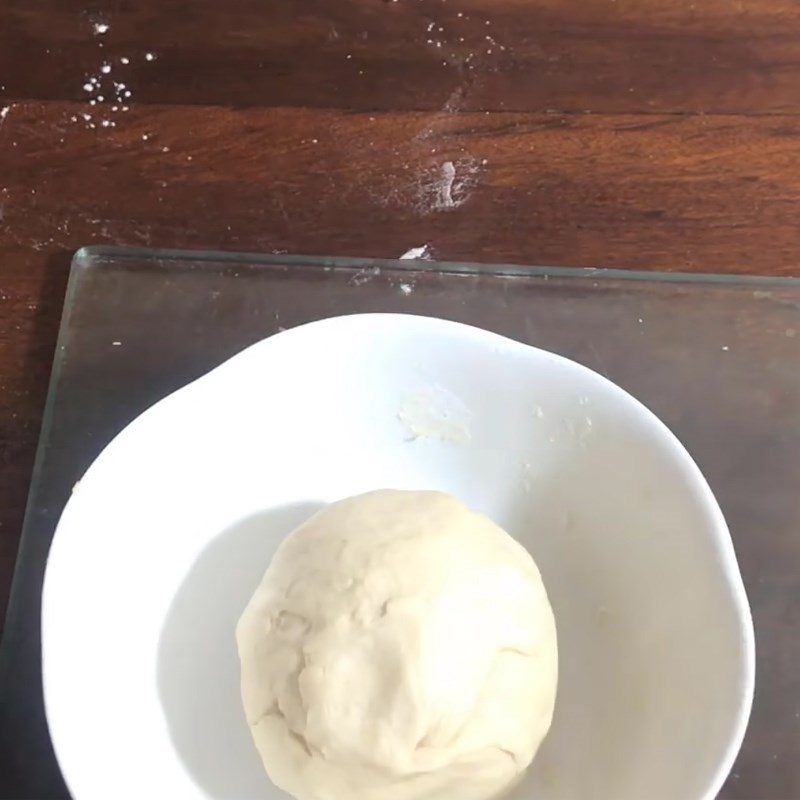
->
1 1 798 797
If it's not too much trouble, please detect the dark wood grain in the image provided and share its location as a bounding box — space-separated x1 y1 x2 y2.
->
5 0 800 113
5 103 800 273
1 2 799 798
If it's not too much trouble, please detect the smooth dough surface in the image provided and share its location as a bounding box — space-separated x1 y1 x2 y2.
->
236 490 558 800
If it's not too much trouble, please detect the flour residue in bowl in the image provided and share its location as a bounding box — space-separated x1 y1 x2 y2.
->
398 387 471 444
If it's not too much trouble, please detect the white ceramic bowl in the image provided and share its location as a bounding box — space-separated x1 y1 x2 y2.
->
42 313 754 800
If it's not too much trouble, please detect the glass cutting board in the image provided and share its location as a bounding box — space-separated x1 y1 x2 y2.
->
1 246 798 799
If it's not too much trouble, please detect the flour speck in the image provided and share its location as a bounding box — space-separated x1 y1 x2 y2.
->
417 158 482 213
438 161 457 208
399 244 431 260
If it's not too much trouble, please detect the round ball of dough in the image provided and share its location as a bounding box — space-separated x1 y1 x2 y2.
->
236 490 558 800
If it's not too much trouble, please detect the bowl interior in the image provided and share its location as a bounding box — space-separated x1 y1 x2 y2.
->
42 314 753 800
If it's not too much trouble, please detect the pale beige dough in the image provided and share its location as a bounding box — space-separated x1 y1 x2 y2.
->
236 489 558 800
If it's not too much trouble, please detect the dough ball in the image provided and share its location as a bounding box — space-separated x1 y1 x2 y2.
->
236 490 558 800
